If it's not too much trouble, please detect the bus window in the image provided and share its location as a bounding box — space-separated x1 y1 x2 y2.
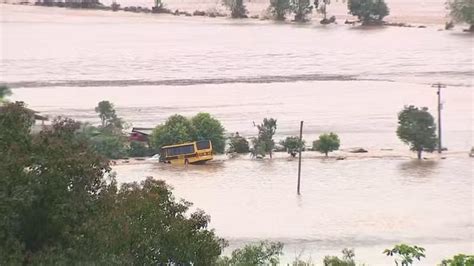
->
167 144 195 156
196 140 210 150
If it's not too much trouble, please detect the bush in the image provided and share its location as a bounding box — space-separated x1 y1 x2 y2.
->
269 0 291 20
127 141 151 157
347 0 389 25
228 132 250 153
280 136 305 157
291 0 313 22
447 0 474 31
223 0 248 18
313 132 340 156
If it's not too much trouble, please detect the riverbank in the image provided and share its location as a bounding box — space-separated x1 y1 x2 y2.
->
0 2 464 29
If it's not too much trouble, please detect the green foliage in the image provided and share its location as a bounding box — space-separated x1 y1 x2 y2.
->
396 105 437 159
155 0 164 8
127 141 151 157
447 0 474 29
269 0 292 20
192 112 226 153
323 248 356 266
0 85 12 103
280 136 305 157
150 113 226 154
223 0 248 18
94 100 123 130
0 104 226 264
291 0 313 22
313 132 340 156
228 132 250 153
440 254 474 266
347 0 389 25
81 125 128 159
151 114 195 149
218 241 284 265
251 118 277 158
383 244 426 266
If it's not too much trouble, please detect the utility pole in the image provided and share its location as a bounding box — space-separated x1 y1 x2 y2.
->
432 82 446 153
297 121 303 195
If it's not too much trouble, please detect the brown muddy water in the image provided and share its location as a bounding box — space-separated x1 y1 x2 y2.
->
1 5 473 264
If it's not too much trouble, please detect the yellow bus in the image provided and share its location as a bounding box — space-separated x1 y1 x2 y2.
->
159 140 213 165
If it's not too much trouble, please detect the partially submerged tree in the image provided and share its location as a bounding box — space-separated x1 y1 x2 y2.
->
191 113 226 154
223 0 248 18
447 0 474 31
280 136 305 157
291 0 313 22
94 100 123 130
383 244 426 266
228 132 250 154
347 0 389 25
269 0 292 20
151 113 226 153
0 85 12 103
313 132 340 156
151 114 195 150
252 118 277 158
396 106 437 159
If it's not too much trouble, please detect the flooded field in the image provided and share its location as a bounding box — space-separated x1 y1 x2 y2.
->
1 4 473 264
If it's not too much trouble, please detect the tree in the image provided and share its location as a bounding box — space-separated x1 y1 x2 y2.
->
440 254 474 266
0 104 227 264
218 241 284 265
191 113 226 154
323 248 356 266
0 85 12 103
347 0 389 25
280 136 305 157
150 114 195 150
94 100 123 130
383 244 425 266
291 0 313 22
252 118 277 158
269 0 292 20
447 0 474 31
313 132 340 156
396 106 437 160
228 132 250 154
223 0 248 18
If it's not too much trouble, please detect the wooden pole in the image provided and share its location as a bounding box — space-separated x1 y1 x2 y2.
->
297 121 303 195
432 83 446 153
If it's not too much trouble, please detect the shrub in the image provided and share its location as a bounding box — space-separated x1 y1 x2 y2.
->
269 0 292 20
313 132 340 156
347 0 389 25
280 136 305 157
228 132 250 153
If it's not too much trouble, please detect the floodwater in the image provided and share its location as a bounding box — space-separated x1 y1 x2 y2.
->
1 5 473 264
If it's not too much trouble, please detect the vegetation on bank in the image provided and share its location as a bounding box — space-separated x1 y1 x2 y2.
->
447 0 474 31
27 0 474 30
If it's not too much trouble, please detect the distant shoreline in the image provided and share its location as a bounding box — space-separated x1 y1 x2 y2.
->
0 2 459 29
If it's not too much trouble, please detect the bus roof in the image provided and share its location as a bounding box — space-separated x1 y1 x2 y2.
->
161 140 210 149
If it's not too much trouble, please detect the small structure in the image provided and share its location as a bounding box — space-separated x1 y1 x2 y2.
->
129 127 154 143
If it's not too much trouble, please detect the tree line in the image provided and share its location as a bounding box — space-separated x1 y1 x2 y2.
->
0 100 471 266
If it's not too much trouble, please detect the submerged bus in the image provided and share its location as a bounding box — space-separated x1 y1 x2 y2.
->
159 140 213 165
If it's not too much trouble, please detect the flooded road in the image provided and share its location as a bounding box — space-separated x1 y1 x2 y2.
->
1 5 473 264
